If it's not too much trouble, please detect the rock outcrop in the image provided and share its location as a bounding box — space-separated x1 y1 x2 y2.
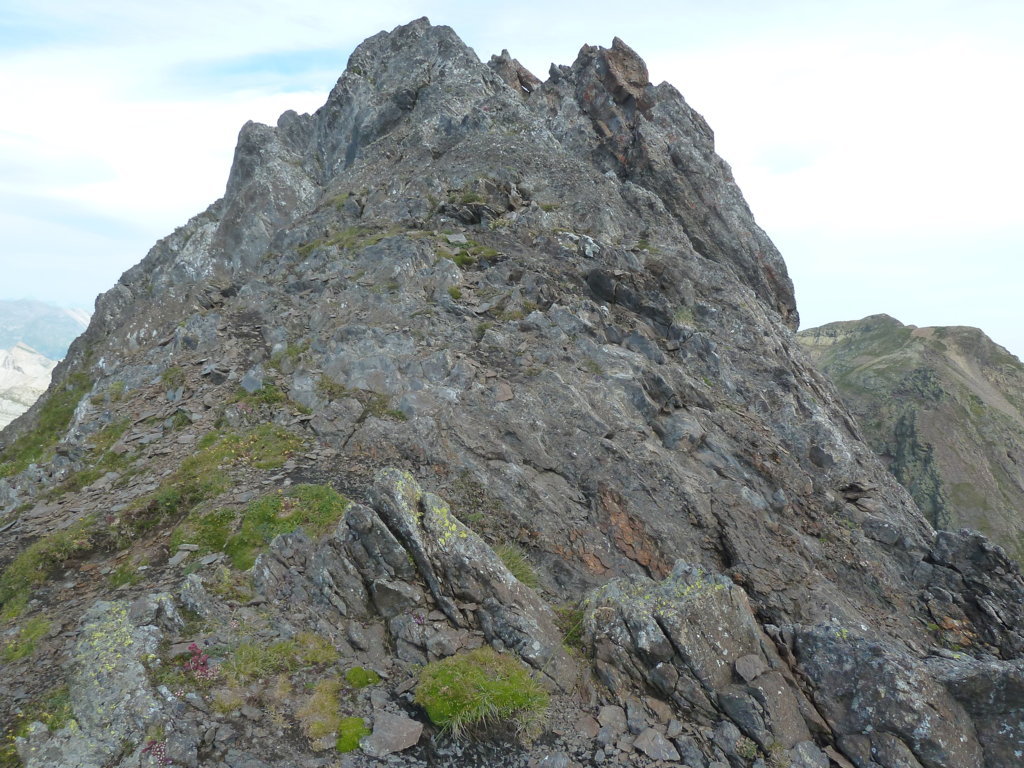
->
799 315 1024 562
1 18 1022 768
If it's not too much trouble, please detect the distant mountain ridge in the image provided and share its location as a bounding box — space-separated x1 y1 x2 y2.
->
0 342 56 430
0 299 90 360
799 314 1024 560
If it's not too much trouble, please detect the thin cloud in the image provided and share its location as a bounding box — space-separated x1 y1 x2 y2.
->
167 49 347 97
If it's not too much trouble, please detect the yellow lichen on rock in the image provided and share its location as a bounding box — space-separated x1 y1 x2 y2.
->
421 492 470 550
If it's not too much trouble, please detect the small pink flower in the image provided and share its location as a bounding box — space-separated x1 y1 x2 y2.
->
183 642 219 681
141 740 173 765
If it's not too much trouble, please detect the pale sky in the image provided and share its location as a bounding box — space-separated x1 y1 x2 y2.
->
1 1 1022 358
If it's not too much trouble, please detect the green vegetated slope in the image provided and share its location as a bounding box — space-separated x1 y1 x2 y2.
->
799 314 1024 560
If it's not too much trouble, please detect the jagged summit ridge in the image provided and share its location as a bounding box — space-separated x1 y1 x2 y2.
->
2 19 1024 768
72 17 794 368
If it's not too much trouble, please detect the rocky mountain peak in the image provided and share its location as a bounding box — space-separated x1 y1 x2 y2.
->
1 19 1022 768
78 17 795 363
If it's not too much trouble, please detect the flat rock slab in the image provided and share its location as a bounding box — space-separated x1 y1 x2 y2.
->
362 712 423 757
574 713 600 739
735 653 769 683
597 705 627 734
633 728 680 761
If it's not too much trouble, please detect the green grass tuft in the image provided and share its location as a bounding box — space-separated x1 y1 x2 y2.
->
223 639 301 684
223 424 304 469
336 716 370 752
269 343 309 372
736 736 760 759
1 616 52 662
473 321 493 342
494 544 539 589
317 377 350 401
107 562 143 588
414 647 548 739
170 508 234 556
161 366 186 390
344 666 381 688
90 417 131 452
205 566 254 603
553 604 586 653
298 677 343 740
363 393 407 421
297 632 339 666
233 383 287 406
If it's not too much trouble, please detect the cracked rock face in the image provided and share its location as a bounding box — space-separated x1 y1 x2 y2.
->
2 16 1024 768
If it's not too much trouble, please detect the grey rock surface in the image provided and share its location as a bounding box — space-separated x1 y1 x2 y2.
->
632 728 679 761
362 712 423 757
1 15 1022 768
16 602 166 768
791 625 982 768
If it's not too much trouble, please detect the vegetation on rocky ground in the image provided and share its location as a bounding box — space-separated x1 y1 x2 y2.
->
44 417 134 501
232 382 287 406
0 517 96 619
223 484 349 569
414 646 548 739
0 424 309 619
0 685 71 767
313 381 407 421
297 224 397 257
222 639 303 684
298 676 339 735
119 424 303 543
220 631 340 685
336 716 371 752
344 666 381 688
170 508 235 556
0 615 51 662
494 543 539 589
5 19 1024 768
0 372 91 478
553 604 586 652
